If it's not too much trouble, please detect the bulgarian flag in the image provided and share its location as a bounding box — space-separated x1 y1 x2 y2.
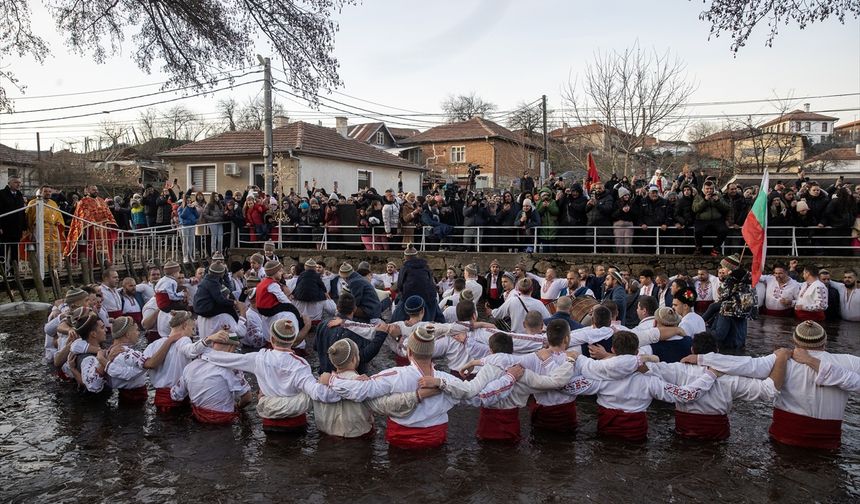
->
742 171 769 285
586 152 600 191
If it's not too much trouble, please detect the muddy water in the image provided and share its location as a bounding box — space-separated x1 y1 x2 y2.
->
0 314 857 503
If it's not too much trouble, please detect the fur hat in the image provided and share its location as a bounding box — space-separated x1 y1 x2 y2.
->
404 243 418 256
720 254 741 270
64 287 88 306
408 325 436 358
655 307 681 327
793 321 826 349
270 318 297 343
208 262 227 275
111 316 134 339
264 260 282 276
328 338 359 368
339 262 354 275
169 310 193 328
208 330 240 346
304 258 318 269
404 295 425 314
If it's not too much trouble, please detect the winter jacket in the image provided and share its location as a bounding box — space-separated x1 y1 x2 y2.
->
638 196 669 227
347 272 381 322
536 199 560 241
382 200 400 233
178 205 199 226
463 203 490 227
193 273 235 316
587 191 615 226
563 194 589 226
292 269 328 302
692 194 730 222
802 193 829 225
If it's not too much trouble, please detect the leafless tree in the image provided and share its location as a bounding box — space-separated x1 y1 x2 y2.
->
217 98 239 132
696 0 860 53
137 108 162 142
441 93 497 123
160 105 211 141
687 120 721 142
235 96 286 131
1 0 353 112
98 120 129 149
507 101 544 133
561 43 696 175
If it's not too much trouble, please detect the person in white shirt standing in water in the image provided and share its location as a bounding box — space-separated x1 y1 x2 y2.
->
672 288 707 338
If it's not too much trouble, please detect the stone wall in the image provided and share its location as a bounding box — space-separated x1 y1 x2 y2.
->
228 248 860 278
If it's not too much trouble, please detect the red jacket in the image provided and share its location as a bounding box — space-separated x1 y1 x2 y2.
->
256 278 280 310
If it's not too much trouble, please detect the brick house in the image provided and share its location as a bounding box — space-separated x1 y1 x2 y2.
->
759 104 838 145
692 129 805 172
548 121 633 152
158 121 425 196
397 117 543 189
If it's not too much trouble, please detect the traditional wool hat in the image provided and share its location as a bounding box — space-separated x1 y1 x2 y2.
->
264 260 282 276
655 307 681 327
617 187 631 199
244 273 260 288
64 287 88 306
404 295 425 314
386 261 397 268
169 310 193 328
408 325 436 358
247 287 257 301
211 251 225 262
111 316 134 339
556 296 573 312
357 261 371 272
404 243 418 256
793 321 826 349
163 260 180 273
460 289 475 302
489 259 500 267
270 318 297 343
304 258 318 269
339 262 354 275
720 254 741 270
263 241 275 252
796 200 810 213
464 264 478 276
328 338 359 368
609 270 625 285
72 307 98 335
209 262 227 275
502 272 516 283
208 330 240 346
517 277 532 292
250 253 265 265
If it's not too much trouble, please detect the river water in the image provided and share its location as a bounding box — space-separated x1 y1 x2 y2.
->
0 313 857 503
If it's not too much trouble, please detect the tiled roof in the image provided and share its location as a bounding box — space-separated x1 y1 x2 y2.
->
548 122 631 139
388 127 420 140
347 122 385 143
834 119 860 131
804 147 860 163
158 121 424 170
0 143 50 166
398 117 542 149
760 109 839 128
691 129 749 144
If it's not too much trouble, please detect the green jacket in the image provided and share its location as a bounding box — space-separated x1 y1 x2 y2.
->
537 199 560 241
692 194 730 221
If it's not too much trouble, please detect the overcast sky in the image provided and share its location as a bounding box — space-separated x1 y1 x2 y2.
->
2 0 858 151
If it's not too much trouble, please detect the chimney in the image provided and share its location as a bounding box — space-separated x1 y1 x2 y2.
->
273 115 289 129
803 103 810 112
335 116 348 138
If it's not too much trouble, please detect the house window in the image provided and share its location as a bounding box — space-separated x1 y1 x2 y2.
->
794 121 801 131
450 146 466 163
822 122 828 132
528 152 535 169
375 131 385 145
803 122 810 132
189 165 216 192
358 169 372 190
6 167 19 178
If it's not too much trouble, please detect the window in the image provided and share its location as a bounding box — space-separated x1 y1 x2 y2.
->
793 121 801 131
6 167 19 178
406 148 422 165
252 163 266 189
822 122 828 132
803 122 810 132
450 146 466 163
358 169 372 190
189 165 216 192
375 131 385 145
528 152 535 169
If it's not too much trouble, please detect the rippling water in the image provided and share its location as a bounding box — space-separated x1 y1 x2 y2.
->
0 313 857 503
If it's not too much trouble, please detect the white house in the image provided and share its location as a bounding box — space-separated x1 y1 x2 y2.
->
760 103 839 145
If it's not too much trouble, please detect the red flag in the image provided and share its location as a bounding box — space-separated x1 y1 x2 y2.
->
586 152 600 191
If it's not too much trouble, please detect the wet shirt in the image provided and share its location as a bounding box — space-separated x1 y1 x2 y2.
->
144 337 206 389
105 346 148 389
171 359 250 413
794 280 829 312
759 275 800 311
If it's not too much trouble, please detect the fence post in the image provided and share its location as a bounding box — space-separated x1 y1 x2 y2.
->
420 227 427 252
655 227 660 254
372 228 376 250
476 227 481 253
791 227 798 256
35 197 45 279
592 227 597 254
533 227 538 252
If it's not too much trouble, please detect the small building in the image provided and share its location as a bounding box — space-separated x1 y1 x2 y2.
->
548 121 633 152
346 120 423 165
803 146 860 178
158 121 425 196
692 129 804 171
0 143 51 195
834 120 860 144
87 138 188 188
397 116 543 188
759 104 838 145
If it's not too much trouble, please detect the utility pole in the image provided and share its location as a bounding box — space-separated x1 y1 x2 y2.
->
258 55 274 195
541 94 548 180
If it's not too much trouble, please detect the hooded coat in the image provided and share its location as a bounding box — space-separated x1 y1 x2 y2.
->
392 257 444 322
292 269 328 302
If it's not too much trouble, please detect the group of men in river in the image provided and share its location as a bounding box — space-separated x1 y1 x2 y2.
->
41 241 858 450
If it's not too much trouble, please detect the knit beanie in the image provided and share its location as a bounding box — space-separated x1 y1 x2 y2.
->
209 262 227 275
244 273 261 288
264 241 275 252
111 316 134 339
618 187 631 199
655 307 681 327
163 260 180 273
404 243 418 256
304 258 318 269
357 261 371 273
522 198 533 208
64 287 88 306
720 254 741 270
71 307 98 336
270 318 297 343
328 338 359 368
264 260 282 276
339 262 354 275
169 310 193 328
460 289 475 302
408 325 436 358
465 264 478 276
250 253 265 265
404 295 425 314
793 321 826 349
796 200 810 212
208 330 240 346
211 251 225 262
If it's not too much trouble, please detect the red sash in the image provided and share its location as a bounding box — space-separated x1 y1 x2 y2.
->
145 331 160 344
117 386 148 405
385 418 447 449
768 408 842 450
489 287 499 300
107 310 123 320
476 407 521 442
541 298 557 314
191 404 237 424
597 405 648 441
674 410 730 440
394 355 410 367
154 387 186 412
56 368 72 381
794 309 825 322
262 414 308 432
760 307 793 317
695 300 713 314
126 311 143 326
529 400 578 433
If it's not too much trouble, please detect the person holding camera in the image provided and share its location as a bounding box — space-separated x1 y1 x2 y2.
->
692 181 730 257
536 188 560 252
463 195 489 251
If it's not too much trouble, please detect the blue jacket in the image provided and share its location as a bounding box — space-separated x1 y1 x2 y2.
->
315 316 388 374
602 285 627 324
178 205 199 226
193 274 236 318
543 311 584 331
347 272 381 322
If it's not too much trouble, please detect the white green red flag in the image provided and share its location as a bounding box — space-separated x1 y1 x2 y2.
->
742 171 769 285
